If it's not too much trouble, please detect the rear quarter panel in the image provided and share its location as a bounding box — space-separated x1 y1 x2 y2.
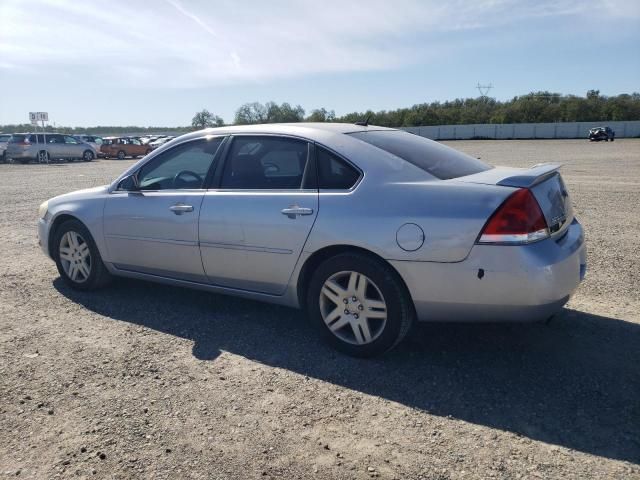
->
306 176 514 263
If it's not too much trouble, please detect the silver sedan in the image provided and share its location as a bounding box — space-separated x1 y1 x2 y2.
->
37 123 586 356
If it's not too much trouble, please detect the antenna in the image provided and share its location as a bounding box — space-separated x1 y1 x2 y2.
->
354 114 371 127
476 82 493 98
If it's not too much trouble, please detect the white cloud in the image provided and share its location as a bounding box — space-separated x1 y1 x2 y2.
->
0 0 632 87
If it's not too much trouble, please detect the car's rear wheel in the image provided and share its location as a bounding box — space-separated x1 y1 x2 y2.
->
145 149 152 155
54 219 112 291
307 252 414 357
117 150 126 160
38 150 49 163
82 150 94 162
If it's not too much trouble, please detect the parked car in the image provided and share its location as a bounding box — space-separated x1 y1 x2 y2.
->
74 135 105 157
149 136 174 150
6 133 96 163
588 126 615 142
0 133 11 163
37 123 586 357
101 137 151 159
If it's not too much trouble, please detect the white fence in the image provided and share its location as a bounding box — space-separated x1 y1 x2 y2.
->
401 121 640 140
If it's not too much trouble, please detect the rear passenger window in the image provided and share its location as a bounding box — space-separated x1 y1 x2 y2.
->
221 136 309 189
317 147 361 190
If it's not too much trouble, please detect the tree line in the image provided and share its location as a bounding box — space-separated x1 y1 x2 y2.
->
222 91 639 128
1 90 638 135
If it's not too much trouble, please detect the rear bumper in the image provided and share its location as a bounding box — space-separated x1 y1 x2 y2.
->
6 149 34 159
391 219 586 322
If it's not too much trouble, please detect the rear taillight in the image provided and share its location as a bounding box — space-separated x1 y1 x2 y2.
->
477 188 549 244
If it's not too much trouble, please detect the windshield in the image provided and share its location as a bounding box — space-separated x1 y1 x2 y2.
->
348 130 491 180
0 135 12 142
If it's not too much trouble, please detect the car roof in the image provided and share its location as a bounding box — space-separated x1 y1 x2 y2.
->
173 123 396 144
208 122 394 134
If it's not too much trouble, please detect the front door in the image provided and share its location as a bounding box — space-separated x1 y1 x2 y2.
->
199 135 318 295
103 136 225 281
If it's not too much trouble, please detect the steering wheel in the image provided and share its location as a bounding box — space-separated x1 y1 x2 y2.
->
173 170 203 188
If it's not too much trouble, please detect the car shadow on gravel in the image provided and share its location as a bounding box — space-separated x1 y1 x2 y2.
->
54 278 640 465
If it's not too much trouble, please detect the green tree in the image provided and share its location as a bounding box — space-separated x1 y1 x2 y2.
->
306 108 336 122
234 102 267 124
191 109 224 129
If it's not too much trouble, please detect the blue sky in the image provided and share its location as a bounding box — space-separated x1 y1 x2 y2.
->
0 0 638 127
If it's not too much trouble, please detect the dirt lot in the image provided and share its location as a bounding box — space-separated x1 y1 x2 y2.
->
1 139 639 479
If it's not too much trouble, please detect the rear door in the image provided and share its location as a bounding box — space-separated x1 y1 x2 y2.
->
199 135 318 294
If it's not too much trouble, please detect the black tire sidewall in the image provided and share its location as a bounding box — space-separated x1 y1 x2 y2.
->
117 151 126 159
306 253 411 357
53 220 104 290
83 150 94 161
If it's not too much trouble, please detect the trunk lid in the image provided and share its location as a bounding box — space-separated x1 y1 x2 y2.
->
456 163 573 237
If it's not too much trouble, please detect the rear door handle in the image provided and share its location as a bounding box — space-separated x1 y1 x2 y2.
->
281 206 314 218
170 203 194 215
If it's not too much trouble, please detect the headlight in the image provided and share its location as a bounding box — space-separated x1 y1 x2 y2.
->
38 200 49 219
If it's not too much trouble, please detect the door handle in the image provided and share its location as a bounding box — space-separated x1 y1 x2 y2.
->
281 206 314 219
169 203 194 215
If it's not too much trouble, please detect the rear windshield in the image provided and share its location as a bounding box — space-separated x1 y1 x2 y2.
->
348 130 491 180
0 135 11 142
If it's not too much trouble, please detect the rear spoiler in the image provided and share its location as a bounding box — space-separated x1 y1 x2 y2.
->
496 163 562 188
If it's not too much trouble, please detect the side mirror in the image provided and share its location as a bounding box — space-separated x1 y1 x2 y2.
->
118 173 140 191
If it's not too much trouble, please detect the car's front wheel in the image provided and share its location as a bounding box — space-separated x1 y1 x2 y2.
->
117 150 126 160
307 253 414 357
53 219 111 290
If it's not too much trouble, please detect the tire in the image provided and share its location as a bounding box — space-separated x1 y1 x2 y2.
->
117 150 126 160
53 219 112 291
610 137 614 142
0 152 5 164
306 252 414 357
145 149 152 155
82 150 94 162
38 150 49 163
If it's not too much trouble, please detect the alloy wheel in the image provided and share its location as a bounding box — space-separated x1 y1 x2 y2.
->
59 231 91 283
319 271 387 345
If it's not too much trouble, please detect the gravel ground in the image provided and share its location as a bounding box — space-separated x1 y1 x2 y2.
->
0 139 638 479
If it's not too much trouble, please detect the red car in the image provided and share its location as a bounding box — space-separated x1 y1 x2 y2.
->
101 137 151 159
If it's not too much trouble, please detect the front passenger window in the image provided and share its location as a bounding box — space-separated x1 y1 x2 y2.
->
136 137 224 190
